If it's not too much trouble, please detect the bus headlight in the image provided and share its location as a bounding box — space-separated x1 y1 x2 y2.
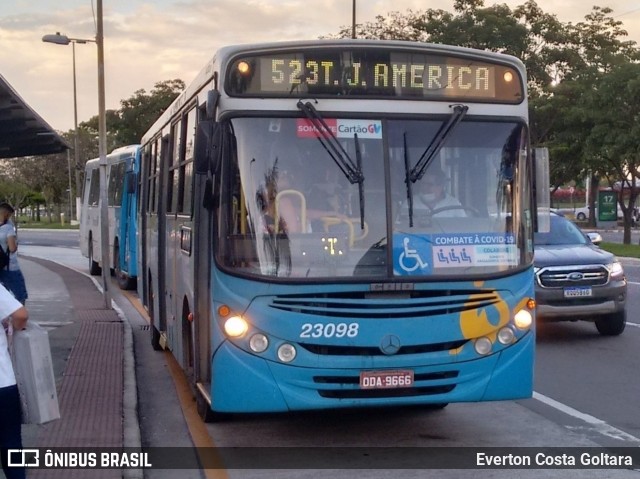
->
224 316 248 338
514 309 533 330
277 344 297 363
249 334 269 353
497 327 515 345
474 337 492 355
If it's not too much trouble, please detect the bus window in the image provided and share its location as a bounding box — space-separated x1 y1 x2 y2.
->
108 162 126 206
180 107 197 215
168 121 183 214
88 169 100 207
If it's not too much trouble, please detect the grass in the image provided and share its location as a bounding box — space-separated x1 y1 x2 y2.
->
599 242 640 259
17 221 79 230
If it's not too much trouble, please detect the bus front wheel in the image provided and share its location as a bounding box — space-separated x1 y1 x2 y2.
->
196 391 220 423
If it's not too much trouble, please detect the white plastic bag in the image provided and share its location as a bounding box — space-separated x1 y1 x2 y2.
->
12 321 60 424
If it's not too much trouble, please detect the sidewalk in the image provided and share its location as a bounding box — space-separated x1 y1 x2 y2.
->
18 256 132 479
10 248 202 479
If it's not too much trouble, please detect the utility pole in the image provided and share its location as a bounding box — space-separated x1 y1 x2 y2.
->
97 0 111 309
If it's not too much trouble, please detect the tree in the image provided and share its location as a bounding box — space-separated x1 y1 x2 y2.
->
0 175 32 212
330 10 425 41
582 62 640 243
116 79 185 146
2 153 70 222
69 78 185 201
331 1 640 233
80 79 185 150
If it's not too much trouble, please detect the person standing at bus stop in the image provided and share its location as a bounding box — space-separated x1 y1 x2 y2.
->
0 203 28 304
0 283 28 479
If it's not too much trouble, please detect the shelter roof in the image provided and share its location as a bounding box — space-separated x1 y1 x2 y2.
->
0 73 68 159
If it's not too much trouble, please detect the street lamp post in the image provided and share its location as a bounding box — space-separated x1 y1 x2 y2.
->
96 0 111 308
42 27 110 308
42 32 96 222
66 149 73 221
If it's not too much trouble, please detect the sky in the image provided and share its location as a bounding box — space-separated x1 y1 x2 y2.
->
2 0 640 133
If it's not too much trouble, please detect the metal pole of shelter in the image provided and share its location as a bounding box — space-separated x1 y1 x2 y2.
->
96 0 111 309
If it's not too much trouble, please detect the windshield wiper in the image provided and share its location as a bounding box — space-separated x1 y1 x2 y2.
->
404 104 468 225
297 100 366 229
403 133 415 227
408 104 468 183
353 132 365 230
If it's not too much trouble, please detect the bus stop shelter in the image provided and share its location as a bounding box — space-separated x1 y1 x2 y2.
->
0 73 68 158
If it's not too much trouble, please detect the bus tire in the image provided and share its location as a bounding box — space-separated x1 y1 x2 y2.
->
148 281 163 351
88 237 101 276
117 273 136 291
150 325 162 351
114 243 136 290
196 391 220 423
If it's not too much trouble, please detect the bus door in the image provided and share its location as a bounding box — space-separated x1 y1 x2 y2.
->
118 155 138 284
155 135 170 345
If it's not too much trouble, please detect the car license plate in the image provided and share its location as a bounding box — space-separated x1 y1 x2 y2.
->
563 286 592 298
359 370 414 389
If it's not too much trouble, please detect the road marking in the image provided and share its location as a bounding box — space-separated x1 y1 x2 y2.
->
533 391 640 443
626 322 640 328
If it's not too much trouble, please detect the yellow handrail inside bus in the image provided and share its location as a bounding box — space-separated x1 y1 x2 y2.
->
275 190 306 233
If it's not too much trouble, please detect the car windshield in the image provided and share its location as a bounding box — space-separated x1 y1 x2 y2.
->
217 117 532 280
534 215 588 246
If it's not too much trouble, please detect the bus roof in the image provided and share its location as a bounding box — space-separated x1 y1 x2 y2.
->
141 39 527 144
84 144 141 169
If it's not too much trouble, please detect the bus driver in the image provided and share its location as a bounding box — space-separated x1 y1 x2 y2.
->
415 167 466 218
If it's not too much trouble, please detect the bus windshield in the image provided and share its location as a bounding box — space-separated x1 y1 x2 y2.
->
219 116 531 280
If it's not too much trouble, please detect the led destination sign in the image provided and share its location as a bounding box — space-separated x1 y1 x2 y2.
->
226 49 523 102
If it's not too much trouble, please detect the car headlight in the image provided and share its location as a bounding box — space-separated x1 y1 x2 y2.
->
534 266 541 274
607 261 625 279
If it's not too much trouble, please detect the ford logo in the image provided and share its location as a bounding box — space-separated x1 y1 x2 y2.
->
568 272 584 281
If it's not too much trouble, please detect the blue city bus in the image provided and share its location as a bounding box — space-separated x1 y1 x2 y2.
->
80 144 140 290
138 39 540 420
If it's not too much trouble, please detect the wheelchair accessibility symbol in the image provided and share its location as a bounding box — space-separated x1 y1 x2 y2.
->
398 237 429 272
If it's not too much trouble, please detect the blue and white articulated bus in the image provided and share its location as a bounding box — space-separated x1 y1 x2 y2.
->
80 144 140 290
138 39 545 420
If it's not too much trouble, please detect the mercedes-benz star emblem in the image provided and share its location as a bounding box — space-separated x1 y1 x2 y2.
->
380 334 401 355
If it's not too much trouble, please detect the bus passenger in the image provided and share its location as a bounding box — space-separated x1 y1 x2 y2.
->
0 204 28 304
0 283 28 479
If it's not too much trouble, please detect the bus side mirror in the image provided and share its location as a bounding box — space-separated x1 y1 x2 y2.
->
206 90 220 120
126 172 137 194
533 147 550 233
194 120 221 175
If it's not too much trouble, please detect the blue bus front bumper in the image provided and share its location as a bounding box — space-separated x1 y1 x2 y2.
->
211 331 533 413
